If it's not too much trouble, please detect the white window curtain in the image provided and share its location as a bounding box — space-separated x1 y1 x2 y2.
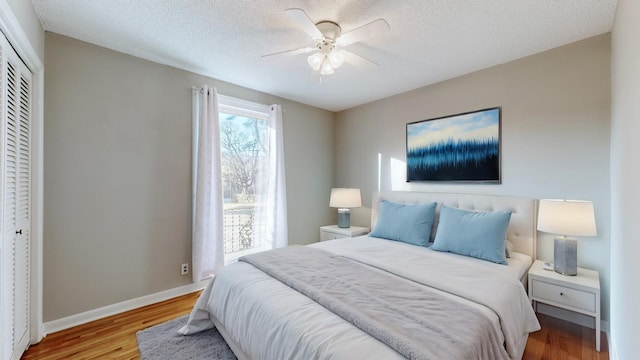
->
265 104 288 249
191 90 287 282
191 86 224 282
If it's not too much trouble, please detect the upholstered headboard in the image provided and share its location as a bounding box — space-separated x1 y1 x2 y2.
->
371 191 537 259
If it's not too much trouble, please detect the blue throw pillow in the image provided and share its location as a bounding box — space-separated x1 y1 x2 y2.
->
370 200 437 246
431 205 511 265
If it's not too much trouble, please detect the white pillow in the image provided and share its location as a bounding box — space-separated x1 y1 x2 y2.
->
505 239 514 258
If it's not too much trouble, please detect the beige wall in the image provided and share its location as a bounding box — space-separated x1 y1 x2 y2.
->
610 0 640 357
336 35 611 321
43 33 334 321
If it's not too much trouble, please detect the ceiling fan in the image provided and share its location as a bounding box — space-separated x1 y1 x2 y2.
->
263 8 390 78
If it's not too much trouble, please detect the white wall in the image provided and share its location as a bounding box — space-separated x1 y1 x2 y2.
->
610 0 640 357
336 35 611 321
43 33 335 321
5 0 44 60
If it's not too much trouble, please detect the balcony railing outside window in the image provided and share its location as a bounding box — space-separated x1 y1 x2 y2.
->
223 205 266 260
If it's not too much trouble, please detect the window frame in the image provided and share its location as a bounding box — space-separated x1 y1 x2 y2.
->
217 94 271 263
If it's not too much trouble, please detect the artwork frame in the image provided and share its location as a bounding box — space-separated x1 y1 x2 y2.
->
406 107 501 183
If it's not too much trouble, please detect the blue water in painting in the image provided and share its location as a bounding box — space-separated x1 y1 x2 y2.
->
407 138 499 181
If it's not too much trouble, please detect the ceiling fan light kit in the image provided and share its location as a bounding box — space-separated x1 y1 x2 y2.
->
263 8 389 79
306 21 345 76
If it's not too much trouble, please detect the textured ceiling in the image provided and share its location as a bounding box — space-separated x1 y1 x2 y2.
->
32 0 617 112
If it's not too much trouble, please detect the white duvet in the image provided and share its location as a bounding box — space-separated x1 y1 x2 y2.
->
180 236 540 359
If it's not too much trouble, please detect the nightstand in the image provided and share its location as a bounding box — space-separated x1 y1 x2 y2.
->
319 225 369 241
528 259 601 351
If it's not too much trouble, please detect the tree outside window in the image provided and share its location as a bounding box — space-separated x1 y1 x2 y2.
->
219 112 268 259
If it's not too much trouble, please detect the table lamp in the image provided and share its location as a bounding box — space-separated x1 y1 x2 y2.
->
537 199 597 276
329 188 362 228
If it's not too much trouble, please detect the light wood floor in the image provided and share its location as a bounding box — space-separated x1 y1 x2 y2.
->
22 291 608 359
21 292 200 360
523 313 609 360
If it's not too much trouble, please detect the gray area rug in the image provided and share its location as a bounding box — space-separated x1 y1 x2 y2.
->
136 315 236 360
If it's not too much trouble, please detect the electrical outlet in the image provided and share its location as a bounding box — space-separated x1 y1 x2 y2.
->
181 263 189 275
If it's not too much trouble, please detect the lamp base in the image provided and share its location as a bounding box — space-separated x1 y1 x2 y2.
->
554 237 577 276
337 208 350 228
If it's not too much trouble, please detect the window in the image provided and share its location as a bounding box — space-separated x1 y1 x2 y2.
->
218 95 271 263
192 88 286 281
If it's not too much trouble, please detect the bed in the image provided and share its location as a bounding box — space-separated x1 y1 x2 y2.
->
179 191 541 359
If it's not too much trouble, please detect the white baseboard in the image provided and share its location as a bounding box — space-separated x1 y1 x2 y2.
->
42 280 209 336
608 331 618 360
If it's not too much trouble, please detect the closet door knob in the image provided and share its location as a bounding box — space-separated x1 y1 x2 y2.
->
16 229 22 234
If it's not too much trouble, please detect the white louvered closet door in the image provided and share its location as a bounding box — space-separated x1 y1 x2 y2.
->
0 31 32 360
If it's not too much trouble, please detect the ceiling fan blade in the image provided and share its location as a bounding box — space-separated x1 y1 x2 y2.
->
285 8 323 39
342 50 378 71
337 18 390 45
262 46 315 58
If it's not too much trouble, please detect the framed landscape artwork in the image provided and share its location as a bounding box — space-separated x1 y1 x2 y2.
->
406 107 501 183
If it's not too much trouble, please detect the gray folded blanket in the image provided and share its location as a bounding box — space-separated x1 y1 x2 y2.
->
240 246 509 360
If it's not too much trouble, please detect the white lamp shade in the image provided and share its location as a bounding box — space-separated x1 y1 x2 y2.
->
537 199 597 237
319 58 335 75
328 50 345 68
329 188 362 208
307 52 324 71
